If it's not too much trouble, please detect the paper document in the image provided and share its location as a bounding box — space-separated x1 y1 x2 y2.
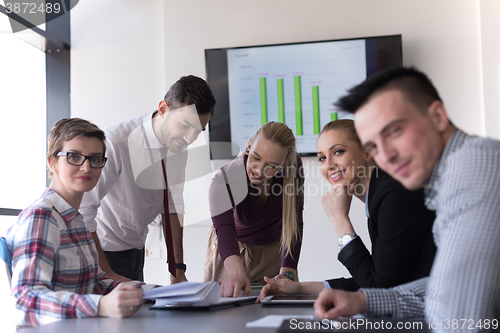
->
246 313 366 328
246 315 315 328
144 281 220 306
143 281 259 309
143 281 216 299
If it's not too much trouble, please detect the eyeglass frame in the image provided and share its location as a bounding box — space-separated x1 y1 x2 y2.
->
56 151 107 168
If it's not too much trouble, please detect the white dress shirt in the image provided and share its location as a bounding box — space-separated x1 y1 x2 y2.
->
80 112 185 251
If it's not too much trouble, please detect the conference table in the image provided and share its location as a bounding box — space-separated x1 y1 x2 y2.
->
20 296 432 333
21 300 315 333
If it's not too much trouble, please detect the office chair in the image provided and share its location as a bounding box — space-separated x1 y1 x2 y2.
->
0 237 12 287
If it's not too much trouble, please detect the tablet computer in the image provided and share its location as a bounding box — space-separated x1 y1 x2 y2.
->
260 294 317 307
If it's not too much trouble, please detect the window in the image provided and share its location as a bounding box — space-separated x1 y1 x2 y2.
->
0 4 70 233
0 3 70 326
0 13 47 214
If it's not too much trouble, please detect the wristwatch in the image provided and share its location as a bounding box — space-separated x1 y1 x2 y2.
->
280 271 295 281
338 233 357 247
175 263 187 272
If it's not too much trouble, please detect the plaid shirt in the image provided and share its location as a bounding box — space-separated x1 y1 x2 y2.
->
6 189 119 327
361 130 500 332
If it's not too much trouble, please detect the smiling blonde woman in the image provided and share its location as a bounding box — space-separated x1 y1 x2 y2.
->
204 122 304 298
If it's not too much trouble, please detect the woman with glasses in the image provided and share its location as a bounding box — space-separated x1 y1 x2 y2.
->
204 121 304 298
258 120 436 300
6 118 144 327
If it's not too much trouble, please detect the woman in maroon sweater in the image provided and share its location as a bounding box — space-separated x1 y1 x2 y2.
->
204 122 304 297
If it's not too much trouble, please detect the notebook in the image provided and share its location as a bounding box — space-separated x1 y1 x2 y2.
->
143 281 257 310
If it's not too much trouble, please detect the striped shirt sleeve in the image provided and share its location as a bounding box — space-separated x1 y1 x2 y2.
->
360 277 427 318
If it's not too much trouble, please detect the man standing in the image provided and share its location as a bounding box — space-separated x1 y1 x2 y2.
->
314 67 500 332
81 75 216 283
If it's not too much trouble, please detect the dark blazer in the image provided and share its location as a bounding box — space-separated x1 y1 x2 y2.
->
326 167 436 291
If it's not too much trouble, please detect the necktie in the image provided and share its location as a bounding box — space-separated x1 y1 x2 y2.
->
161 159 176 277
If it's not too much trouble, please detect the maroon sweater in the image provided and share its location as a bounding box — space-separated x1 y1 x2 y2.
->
209 155 304 270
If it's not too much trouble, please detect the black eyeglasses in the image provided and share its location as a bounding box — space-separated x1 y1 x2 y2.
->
56 152 107 168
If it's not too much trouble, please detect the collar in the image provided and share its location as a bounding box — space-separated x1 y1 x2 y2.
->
142 111 164 149
43 188 79 224
424 129 467 209
366 166 382 219
365 186 370 218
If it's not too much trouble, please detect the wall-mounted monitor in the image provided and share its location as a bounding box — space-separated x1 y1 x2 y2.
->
206 34 402 159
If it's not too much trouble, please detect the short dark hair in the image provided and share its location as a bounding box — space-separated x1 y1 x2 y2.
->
335 67 442 114
164 75 216 117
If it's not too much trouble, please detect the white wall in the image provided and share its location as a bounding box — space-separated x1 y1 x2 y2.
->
161 0 486 136
71 0 500 285
479 0 500 140
71 0 166 128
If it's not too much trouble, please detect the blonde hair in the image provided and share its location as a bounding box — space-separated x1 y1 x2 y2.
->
319 119 376 176
47 118 106 178
319 119 362 148
253 122 301 257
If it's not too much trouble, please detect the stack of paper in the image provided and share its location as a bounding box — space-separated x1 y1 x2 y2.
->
143 282 257 309
143 281 221 307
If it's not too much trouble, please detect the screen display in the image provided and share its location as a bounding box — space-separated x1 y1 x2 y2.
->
206 35 402 159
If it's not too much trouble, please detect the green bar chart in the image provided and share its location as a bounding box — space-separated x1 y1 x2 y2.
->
312 86 320 134
294 76 303 135
277 78 285 123
260 77 268 125
226 39 365 155
258 76 337 136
